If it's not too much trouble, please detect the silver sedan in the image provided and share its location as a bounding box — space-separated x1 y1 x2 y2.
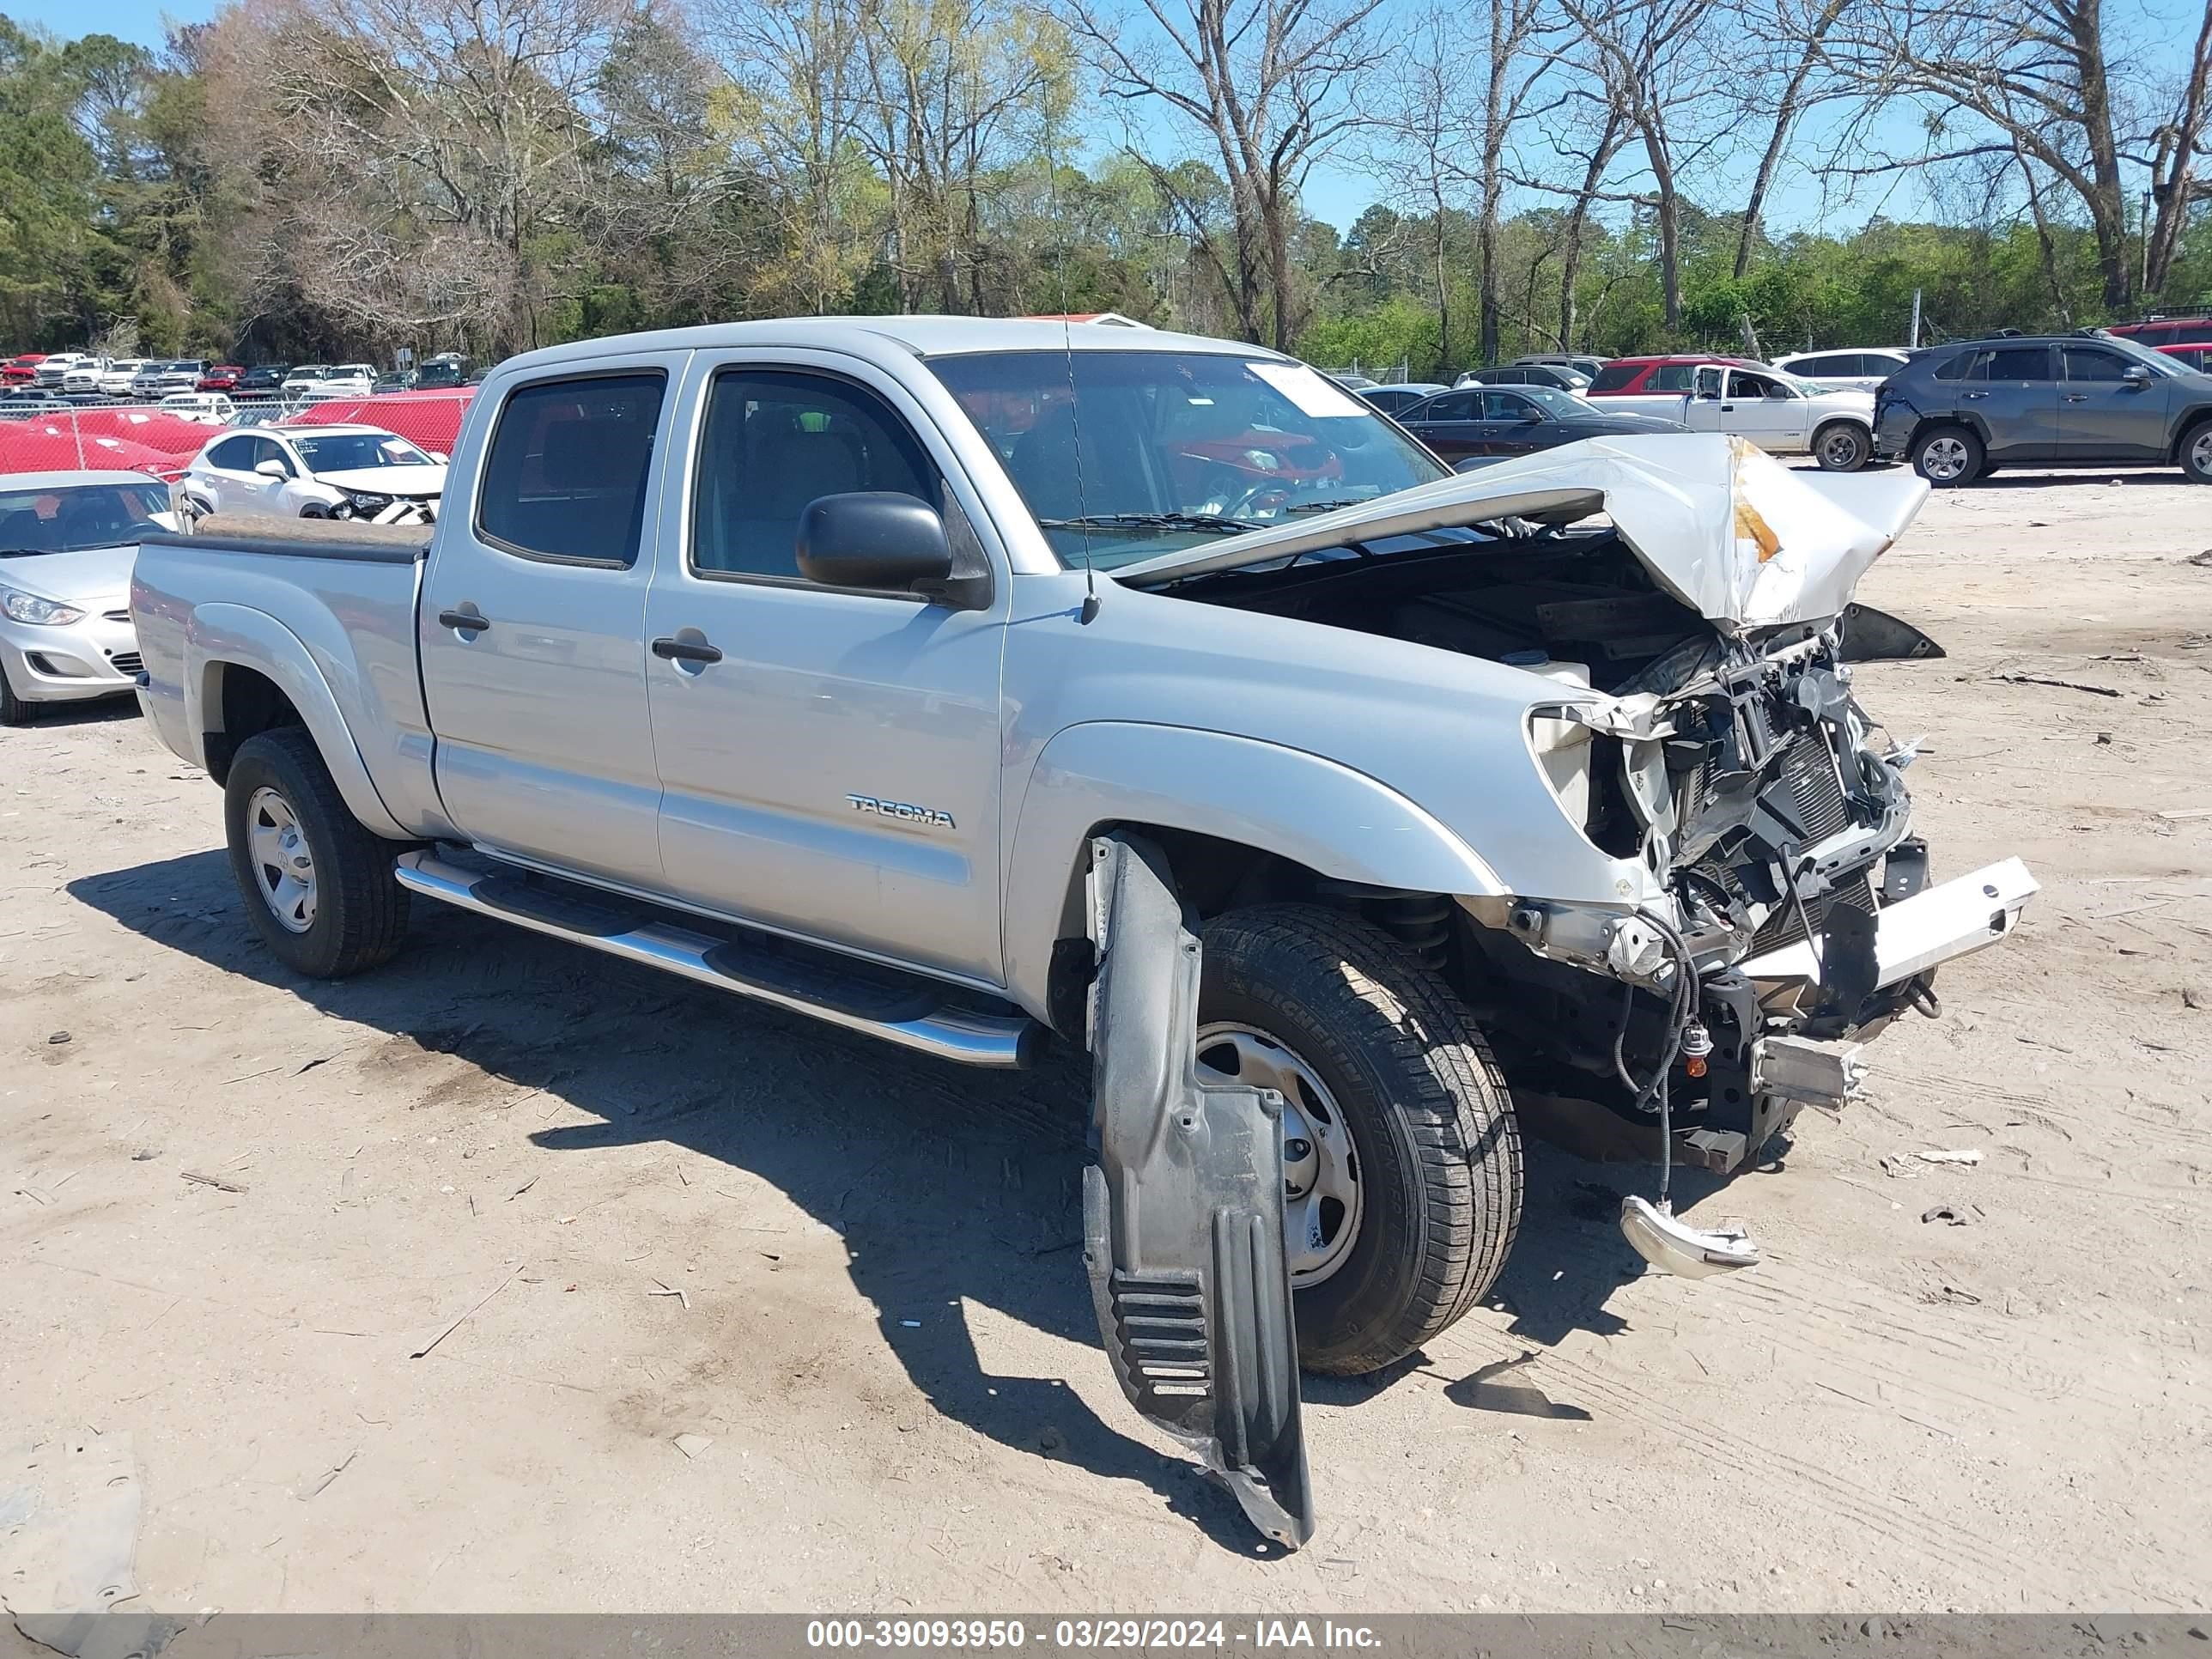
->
0 470 172 724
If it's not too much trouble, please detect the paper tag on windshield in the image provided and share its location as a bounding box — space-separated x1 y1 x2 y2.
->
1248 362 1369 418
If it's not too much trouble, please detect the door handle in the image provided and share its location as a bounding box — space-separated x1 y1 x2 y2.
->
1719 404 1735 412
2063 393 2090 403
652 636 722 665
436 609 490 633
1963 391 1989 400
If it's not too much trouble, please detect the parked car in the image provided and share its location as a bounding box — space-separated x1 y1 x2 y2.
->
1396 383 1683 462
177 422 446 522
1355 381 1449 415
1455 363 1592 392
372 372 416 393
414 354 470 389
131 361 208 398
0 391 72 417
1513 353 1607 380
1772 349 1912 391
1594 361 1878 470
198 364 245 392
235 366 291 398
60 358 112 394
1587 354 1759 396
133 317 2037 1550
33 353 92 389
2158 343 2212 374
99 359 150 398
1874 332 2212 485
2104 316 2212 349
0 471 173 724
3 353 46 384
282 363 375 399
160 392 238 424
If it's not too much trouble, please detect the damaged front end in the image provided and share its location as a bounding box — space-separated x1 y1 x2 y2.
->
1510 620 2037 1180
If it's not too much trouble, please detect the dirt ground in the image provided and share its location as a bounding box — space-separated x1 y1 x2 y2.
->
3 469 2209 1616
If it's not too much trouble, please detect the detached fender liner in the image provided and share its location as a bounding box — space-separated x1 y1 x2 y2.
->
1082 833 1313 1549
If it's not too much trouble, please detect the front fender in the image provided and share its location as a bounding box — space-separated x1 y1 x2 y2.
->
1000 720 1504 1017
187 602 409 840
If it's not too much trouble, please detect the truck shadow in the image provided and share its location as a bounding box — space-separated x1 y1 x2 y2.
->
68 847 1708 1542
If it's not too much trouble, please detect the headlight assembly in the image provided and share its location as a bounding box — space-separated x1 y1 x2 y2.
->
0 585 85 626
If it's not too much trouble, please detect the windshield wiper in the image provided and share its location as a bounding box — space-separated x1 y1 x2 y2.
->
1285 497 1383 514
1037 511 1251 536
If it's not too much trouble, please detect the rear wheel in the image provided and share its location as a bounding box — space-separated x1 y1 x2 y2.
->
1197 904 1522 1375
1813 421 1870 471
2180 419 2212 484
1912 424 1984 486
223 726 410 977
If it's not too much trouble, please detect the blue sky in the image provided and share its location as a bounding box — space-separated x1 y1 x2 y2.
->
16 0 2184 241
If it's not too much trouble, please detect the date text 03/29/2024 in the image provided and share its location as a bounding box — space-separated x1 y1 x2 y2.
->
805 1621 1382 1650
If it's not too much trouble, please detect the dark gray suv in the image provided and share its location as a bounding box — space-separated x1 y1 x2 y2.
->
1873 332 2212 485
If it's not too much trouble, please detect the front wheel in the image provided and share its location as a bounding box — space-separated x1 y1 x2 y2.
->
1197 904 1522 1376
1912 424 1984 486
0 660 32 726
223 726 410 976
1813 421 1870 472
2180 419 2212 484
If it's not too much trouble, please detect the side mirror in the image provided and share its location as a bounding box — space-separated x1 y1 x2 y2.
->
1520 408 1545 422
2124 364 2152 386
1695 386 1721 399
253 458 288 479
796 492 957 597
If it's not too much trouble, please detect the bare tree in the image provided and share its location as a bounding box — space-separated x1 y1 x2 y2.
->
1728 0 1854 279
1066 0 1387 349
1818 0 2212 308
1553 0 1723 327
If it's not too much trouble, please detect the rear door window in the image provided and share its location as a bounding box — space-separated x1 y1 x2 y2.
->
477 371 667 567
1966 345 2057 382
1650 365 1698 391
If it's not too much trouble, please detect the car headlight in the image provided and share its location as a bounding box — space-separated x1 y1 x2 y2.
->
1 585 86 626
334 489 392 520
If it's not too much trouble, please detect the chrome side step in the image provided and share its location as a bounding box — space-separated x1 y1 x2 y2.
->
392 851 1042 1069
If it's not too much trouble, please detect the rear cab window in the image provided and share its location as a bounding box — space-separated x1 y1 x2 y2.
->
1589 363 1644 392
477 371 668 567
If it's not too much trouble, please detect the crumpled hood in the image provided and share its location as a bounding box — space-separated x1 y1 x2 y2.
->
0 542 140 605
315 464 446 497
1115 433 1930 635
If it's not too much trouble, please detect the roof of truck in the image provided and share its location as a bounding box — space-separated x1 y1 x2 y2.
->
495 315 1291 378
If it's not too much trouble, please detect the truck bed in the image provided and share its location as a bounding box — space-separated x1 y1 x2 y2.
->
131 515 447 841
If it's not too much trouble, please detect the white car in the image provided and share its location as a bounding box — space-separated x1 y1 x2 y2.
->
99 359 149 398
179 423 447 525
0 471 175 724
1771 348 1912 392
33 353 91 389
282 363 376 399
61 357 112 394
159 392 237 424
1598 362 1878 470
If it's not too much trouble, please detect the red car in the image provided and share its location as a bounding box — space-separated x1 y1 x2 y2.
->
197 364 244 392
2106 317 2212 349
1585 354 1761 395
3 353 46 385
2156 343 2212 373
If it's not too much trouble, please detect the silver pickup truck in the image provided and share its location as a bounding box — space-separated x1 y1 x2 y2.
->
133 318 2035 1547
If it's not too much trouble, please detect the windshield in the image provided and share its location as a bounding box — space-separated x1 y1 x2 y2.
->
927 349 1448 568
0 483 169 552
290 432 434 471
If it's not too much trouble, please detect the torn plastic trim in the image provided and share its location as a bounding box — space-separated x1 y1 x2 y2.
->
1083 832 1313 1551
